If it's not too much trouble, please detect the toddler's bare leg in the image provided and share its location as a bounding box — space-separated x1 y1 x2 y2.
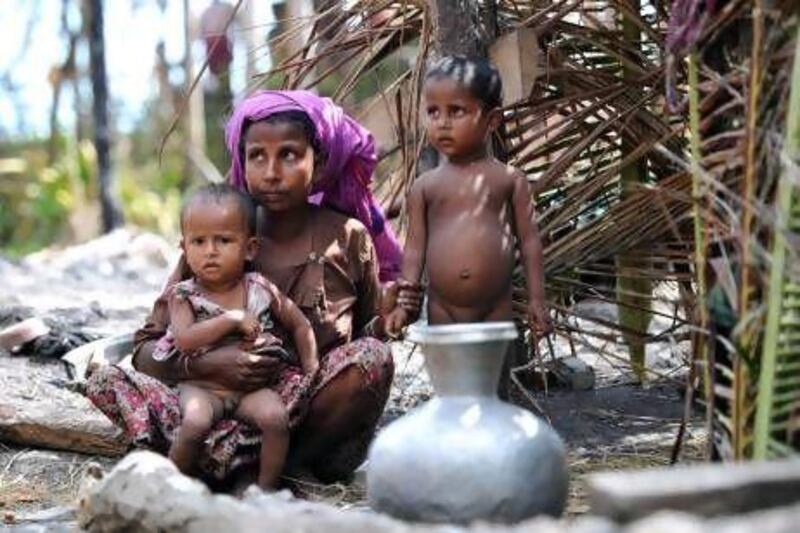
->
427 291 513 324
427 295 456 325
169 384 224 476
235 389 289 490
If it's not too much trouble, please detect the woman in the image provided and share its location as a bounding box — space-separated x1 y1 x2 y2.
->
87 90 420 484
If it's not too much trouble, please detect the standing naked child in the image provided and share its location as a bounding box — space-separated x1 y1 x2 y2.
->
157 184 318 489
387 56 551 336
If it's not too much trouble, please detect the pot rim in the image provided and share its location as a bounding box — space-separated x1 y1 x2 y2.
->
407 321 518 345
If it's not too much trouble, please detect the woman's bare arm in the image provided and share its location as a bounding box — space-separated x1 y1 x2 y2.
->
132 340 187 383
133 340 283 391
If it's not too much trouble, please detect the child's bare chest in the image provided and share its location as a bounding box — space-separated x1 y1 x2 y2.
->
426 172 512 223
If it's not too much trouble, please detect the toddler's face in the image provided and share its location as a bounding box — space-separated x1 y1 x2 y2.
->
181 200 255 286
423 77 493 160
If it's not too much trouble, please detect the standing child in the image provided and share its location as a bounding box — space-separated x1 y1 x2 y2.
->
386 55 551 335
157 183 318 489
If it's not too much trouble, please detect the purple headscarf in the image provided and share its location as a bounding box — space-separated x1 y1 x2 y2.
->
225 90 401 281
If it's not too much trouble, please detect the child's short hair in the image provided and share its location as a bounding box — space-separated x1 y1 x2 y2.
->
181 183 257 236
425 55 503 109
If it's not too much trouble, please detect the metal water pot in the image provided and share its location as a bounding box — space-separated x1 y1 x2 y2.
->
367 322 568 524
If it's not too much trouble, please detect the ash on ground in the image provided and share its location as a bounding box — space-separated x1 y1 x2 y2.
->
0 229 177 339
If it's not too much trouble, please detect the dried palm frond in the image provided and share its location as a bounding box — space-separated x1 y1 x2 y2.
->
673 0 800 460
255 0 692 386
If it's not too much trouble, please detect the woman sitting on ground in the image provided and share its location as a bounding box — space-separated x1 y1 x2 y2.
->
87 90 420 485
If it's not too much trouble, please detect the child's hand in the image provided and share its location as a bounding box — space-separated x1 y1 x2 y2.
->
385 308 409 339
239 313 261 340
381 279 424 319
528 303 553 337
303 357 320 377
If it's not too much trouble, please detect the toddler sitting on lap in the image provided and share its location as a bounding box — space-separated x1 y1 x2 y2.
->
157 183 318 489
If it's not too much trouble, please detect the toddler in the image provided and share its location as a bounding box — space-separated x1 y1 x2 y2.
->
387 56 550 334
157 183 318 489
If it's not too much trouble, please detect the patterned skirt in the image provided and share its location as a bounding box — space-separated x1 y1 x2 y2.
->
85 337 393 481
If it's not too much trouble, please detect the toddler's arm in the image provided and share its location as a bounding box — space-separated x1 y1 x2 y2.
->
388 180 428 335
270 288 318 375
401 180 428 286
510 171 551 334
169 297 242 355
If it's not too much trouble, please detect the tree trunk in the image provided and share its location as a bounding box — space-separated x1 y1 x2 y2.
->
616 0 652 384
87 0 123 232
182 0 206 186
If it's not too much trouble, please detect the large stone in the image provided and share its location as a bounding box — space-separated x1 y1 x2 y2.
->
0 355 128 456
626 504 800 533
78 451 800 533
589 459 800 522
551 357 596 391
79 451 613 533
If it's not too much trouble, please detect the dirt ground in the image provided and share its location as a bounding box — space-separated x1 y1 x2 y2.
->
0 372 704 520
0 229 705 524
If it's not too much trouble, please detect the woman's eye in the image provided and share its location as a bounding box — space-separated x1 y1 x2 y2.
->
281 149 298 162
191 238 203 245
452 107 465 117
427 107 438 118
247 150 264 162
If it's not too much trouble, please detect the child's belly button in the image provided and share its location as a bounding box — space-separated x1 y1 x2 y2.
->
426 244 514 307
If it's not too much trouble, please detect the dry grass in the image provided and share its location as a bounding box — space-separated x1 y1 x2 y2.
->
0 443 116 514
565 431 707 516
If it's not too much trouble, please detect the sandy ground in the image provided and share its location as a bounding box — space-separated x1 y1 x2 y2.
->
0 229 705 523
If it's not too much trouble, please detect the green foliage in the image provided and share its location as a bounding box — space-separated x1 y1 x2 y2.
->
1 134 185 256
118 161 182 238
0 139 96 256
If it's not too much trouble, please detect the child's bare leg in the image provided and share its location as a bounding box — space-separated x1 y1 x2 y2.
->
235 389 289 489
169 384 223 476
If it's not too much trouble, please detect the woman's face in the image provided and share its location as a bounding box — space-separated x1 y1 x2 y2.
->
243 120 316 212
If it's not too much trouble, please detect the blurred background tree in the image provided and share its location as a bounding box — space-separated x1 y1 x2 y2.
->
0 0 268 255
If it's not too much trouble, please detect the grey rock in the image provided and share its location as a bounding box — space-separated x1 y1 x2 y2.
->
80 451 604 533
589 459 800 522
79 449 800 533
626 504 800 533
551 357 595 390
0 355 128 456
12 505 76 523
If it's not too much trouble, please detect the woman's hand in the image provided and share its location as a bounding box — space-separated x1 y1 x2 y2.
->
189 345 283 392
